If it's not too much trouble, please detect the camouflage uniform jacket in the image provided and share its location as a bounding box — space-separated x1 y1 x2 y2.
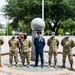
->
21 38 31 53
61 37 75 52
8 38 19 51
47 37 59 53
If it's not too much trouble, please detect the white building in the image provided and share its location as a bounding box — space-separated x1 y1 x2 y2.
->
0 12 6 34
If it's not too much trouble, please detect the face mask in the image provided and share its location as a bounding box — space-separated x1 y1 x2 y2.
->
66 35 69 38
12 35 15 39
12 37 15 39
52 34 55 37
24 35 27 39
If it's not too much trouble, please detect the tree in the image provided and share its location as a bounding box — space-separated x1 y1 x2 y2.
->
57 28 63 35
0 23 2 28
46 0 75 34
0 31 4 35
60 18 75 35
46 30 51 35
1 0 75 35
2 0 41 26
18 20 26 32
6 23 12 35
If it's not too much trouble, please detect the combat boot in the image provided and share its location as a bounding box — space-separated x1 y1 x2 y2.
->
47 65 50 68
8 63 12 67
27 65 29 68
70 67 73 70
61 65 65 68
70 64 73 70
27 63 30 68
61 61 66 68
54 65 57 69
21 63 25 67
54 61 57 68
15 63 19 67
0 63 3 67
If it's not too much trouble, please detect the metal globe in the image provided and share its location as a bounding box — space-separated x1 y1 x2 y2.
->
31 18 45 31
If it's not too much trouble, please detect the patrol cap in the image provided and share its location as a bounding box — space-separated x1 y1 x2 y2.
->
51 32 55 34
24 33 27 35
66 32 69 35
37 31 42 34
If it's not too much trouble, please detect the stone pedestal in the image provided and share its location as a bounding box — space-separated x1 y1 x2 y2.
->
31 31 37 61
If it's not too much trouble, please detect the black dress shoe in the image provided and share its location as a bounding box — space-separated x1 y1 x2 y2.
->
41 65 44 68
34 65 38 67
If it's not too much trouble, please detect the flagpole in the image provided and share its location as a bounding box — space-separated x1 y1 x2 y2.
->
42 0 44 35
42 0 44 21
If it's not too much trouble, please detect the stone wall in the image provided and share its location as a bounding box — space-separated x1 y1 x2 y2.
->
0 36 75 54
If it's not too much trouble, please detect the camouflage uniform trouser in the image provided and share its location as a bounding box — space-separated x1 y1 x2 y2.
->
63 51 73 65
48 51 57 65
9 51 18 63
22 52 30 65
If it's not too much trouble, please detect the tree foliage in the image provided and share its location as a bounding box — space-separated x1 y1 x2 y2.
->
57 28 63 35
60 18 75 35
6 23 12 35
1 0 75 35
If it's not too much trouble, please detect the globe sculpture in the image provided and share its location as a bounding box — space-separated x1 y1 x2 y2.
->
31 18 45 61
31 18 45 31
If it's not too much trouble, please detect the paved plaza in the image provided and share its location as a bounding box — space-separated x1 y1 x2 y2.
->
0 53 75 75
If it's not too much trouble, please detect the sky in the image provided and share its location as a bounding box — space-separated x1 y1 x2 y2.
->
0 0 8 25
0 0 6 10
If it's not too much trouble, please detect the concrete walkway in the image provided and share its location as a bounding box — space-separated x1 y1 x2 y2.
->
0 54 75 75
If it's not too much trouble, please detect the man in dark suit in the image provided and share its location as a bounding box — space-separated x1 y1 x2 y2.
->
34 31 45 68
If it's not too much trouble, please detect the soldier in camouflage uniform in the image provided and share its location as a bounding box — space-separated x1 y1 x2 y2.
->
61 32 75 70
21 33 31 68
8 35 19 67
47 32 59 68
0 37 4 67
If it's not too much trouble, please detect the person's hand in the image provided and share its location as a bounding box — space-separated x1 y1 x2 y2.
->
56 51 58 55
57 46 59 49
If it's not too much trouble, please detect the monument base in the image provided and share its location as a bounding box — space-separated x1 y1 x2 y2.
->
31 31 37 61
